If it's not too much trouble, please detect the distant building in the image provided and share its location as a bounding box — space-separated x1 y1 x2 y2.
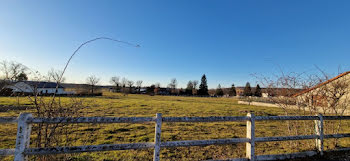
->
6 81 73 95
155 88 171 95
262 93 269 98
139 88 147 94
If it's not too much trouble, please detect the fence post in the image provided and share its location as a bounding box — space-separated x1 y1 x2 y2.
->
153 113 162 161
315 113 324 155
246 113 255 161
14 113 32 161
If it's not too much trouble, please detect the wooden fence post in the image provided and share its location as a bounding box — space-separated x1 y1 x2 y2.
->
154 113 162 161
246 113 255 161
315 113 324 155
14 113 32 161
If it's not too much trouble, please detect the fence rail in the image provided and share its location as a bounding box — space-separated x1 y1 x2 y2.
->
1 113 350 161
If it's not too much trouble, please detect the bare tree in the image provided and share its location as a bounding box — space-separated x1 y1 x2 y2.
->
136 80 143 93
0 60 28 81
110 76 120 92
192 80 198 89
295 70 350 147
121 77 127 87
255 71 315 148
127 80 134 94
256 69 350 148
86 75 100 94
48 68 65 83
168 78 177 94
192 80 198 95
120 77 128 95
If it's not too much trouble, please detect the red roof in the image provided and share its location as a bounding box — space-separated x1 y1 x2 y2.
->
293 71 350 97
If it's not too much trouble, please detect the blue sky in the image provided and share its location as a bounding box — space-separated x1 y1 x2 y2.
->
1 0 350 88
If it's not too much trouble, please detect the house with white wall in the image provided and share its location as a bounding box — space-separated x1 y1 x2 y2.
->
6 81 72 95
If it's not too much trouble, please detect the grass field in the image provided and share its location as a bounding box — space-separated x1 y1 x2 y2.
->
1 93 350 160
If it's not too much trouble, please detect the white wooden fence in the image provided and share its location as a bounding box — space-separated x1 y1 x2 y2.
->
1 112 350 161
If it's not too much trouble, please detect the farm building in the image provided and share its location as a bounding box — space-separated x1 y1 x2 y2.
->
294 71 350 108
6 81 73 95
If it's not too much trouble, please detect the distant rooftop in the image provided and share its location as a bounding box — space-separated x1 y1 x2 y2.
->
293 71 350 97
22 81 64 88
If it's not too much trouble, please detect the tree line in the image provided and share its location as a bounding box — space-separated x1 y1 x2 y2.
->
0 60 262 97
108 74 262 97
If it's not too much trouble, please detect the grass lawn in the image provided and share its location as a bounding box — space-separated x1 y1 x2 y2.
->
1 92 350 160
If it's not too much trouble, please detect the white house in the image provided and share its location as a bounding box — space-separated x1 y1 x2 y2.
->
6 81 72 95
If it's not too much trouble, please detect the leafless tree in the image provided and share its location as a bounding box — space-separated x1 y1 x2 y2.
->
121 77 127 87
257 68 350 148
136 80 143 93
120 77 128 95
110 76 120 92
295 70 350 147
0 60 28 81
168 78 177 94
47 68 66 83
86 75 100 94
127 80 134 93
255 71 316 148
168 78 177 88
192 80 198 89
192 80 198 95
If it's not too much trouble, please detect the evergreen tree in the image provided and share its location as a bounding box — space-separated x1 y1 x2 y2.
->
147 85 155 95
16 72 28 81
216 84 224 96
254 84 262 97
243 82 252 96
229 83 237 96
198 74 209 96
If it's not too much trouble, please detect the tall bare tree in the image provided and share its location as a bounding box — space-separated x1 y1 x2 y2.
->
192 80 198 95
110 76 120 92
121 77 127 87
120 77 128 95
136 80 143 93
168 78 177 94
126 80 134 94
0 60 28 81
48 68 65 83
86 75 100 94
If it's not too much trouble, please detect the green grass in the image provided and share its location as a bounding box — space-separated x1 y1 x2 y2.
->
1 93 350 160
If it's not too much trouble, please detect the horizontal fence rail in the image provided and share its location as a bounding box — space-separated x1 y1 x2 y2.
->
28 117 156 124
2 113 350 160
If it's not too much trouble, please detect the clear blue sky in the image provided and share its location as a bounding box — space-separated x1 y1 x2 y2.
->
1 0 350 88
